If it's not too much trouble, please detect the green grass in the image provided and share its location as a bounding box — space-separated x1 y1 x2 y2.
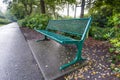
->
0 24 6 27
0 24 4 26
0 18 11 25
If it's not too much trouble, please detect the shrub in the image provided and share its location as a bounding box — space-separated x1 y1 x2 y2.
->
89 5 113 28
110 38 120 53
108 14 120 27
109 27 120 53
18 14 51 29
0 18 11 24
89 26 111 40
109 27 120 67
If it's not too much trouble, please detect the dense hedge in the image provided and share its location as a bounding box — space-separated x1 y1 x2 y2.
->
0 18 11 24
18 14 51 29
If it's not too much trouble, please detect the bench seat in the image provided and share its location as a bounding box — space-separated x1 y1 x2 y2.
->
34 17 92 70
36 30 80 44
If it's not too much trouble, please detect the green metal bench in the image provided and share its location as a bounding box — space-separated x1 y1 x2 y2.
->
34 17 92 70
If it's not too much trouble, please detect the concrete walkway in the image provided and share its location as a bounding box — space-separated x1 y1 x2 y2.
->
0 23 44 80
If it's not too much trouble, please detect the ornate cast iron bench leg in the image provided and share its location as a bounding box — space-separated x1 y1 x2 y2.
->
59 43 86 70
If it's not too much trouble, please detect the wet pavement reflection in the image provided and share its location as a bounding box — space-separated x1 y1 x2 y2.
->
0 23 44 80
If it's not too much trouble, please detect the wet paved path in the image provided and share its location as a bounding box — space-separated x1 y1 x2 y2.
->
0 23 44 80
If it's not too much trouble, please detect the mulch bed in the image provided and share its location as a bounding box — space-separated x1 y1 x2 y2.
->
20 27 43 40
20 27 120 80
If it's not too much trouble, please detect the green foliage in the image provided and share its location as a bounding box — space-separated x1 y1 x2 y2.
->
0 10 5 19
89 0 120 28
90 5 112 27
0 10 11 24
110 53 120 64
108 14 120 27
109 38 120 55
108 23 120 76
89 26 120 40
89 26 120 65
5 10 17 22
10 3 26 19
89 26 111 40
109 27 120 64
110 38 120 48
18 14 51 29
0 18 11 24
5 0 37 19
5 0 77 20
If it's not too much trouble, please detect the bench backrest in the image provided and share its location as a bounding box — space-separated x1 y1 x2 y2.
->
46 17 92 41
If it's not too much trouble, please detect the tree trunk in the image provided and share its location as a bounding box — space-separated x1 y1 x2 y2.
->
40 0 46 14
80 0 85 18
88 0 91 8
22 0 29 15
67 3 69 16
74 4 77 18
53 8 56 19
29 3 33 15
23 4 28 15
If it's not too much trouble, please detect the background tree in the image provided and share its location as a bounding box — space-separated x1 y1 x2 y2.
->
40 0 46 14
44 0 76 18
80 0 85 18
0 10 5 18
3 0 95 19
3 0 77 19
